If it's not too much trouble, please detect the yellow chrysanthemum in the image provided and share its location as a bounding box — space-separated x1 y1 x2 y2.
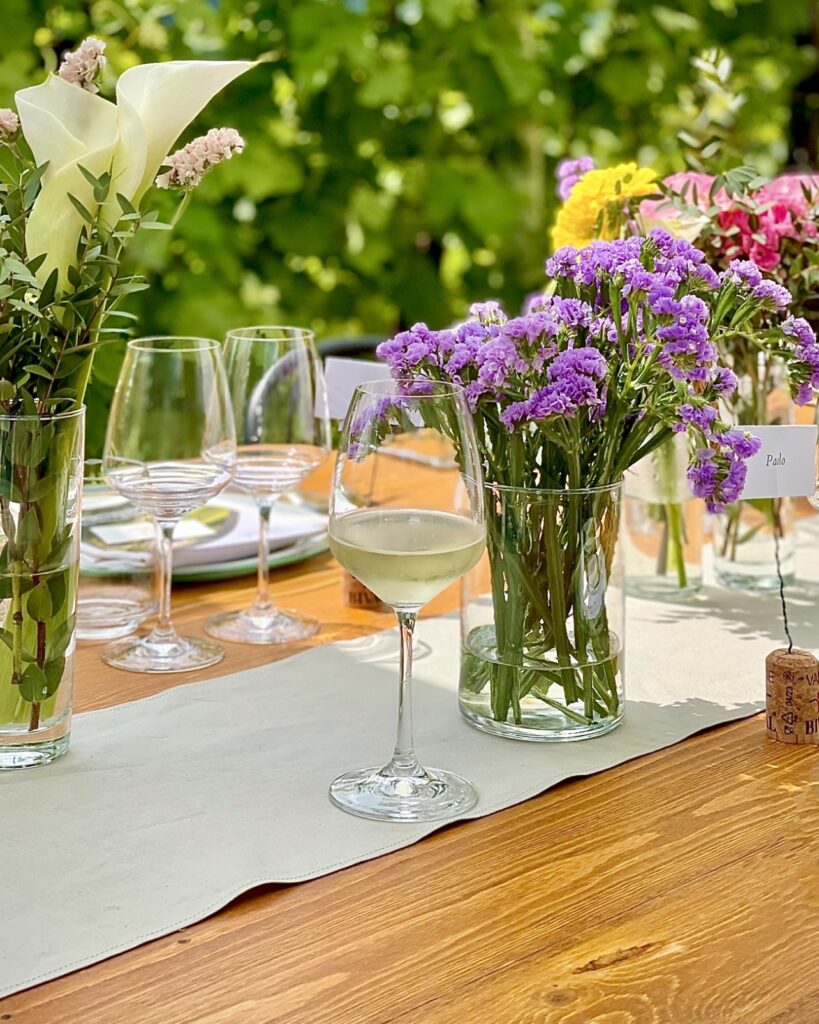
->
552 163 659 250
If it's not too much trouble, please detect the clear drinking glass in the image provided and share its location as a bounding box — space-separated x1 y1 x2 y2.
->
204 326 331 644
102 337 237 673
328 379 486 822
77 460 158 641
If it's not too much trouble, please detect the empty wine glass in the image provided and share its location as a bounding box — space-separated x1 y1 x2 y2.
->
328 379 486 822
102 337 237 673
204 326 331 645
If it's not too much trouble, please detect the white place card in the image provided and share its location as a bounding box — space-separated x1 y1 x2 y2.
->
322 357 391 420
739 424 818 500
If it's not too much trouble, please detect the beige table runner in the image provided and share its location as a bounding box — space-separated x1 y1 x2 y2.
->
3 541 814 997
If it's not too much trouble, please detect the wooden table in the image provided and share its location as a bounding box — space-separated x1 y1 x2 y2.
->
3 550 818 1023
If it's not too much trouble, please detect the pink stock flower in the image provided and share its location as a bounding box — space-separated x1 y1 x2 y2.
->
58 37 106 94
639 172 719 241
0 108 19 136
155 127 245 189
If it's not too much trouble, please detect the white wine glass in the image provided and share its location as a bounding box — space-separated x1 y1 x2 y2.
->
328 379 486 822
102 337 237 673
204 326 331 644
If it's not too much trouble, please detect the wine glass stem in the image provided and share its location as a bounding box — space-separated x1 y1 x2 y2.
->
389 610 423 778
152 519 178 642
254 499 274 613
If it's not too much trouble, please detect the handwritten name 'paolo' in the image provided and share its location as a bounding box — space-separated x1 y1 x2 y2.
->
766 453 786 467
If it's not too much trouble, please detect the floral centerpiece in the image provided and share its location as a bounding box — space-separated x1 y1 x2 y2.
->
554 156 819 590
645 167 819 587
0 39 253 766
378 230 818 739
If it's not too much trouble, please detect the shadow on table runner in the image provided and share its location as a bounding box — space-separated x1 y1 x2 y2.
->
0 588 784 997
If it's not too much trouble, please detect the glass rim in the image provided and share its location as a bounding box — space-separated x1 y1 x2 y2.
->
485 479 623 496
127 336 220 353
353 378 466 399
0 405 85 423
225 325 315 343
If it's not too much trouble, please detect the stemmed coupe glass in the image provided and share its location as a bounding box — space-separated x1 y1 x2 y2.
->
204 326 331 645
102 337 237 672
328 379 486 822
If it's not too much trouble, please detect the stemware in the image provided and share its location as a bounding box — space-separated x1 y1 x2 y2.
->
102 337 237 672
203 326 331 645
328 379 486 822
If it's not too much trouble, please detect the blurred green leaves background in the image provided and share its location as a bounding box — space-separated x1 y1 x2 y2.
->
4 1 818 451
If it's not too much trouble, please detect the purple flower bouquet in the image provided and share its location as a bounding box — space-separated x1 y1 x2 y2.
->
379 231 819 739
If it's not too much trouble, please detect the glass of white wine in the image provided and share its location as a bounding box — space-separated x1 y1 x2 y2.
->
328 379 486 822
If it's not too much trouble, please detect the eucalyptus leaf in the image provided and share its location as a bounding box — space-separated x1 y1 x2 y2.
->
18 663 48 703
26 581 52 620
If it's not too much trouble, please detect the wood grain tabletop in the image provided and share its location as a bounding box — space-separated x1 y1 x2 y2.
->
2 543 818 1023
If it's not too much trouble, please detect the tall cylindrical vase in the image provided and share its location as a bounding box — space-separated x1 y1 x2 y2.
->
459 481 624 742
0 407 84 768
624 434 704 600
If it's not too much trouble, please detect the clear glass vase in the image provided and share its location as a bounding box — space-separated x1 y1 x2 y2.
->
624 435 704 600
459 481 624 742
0 407 84 768
714 362 795 591
713 496 795 589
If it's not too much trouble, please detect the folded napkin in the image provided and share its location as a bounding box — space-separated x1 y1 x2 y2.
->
81 492 326 570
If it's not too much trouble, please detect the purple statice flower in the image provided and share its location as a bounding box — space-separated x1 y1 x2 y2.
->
571 238 644 287
719 428 763 460
545 246 579 280
783 315 815 347
469 300 508 325
687 448 719 501
502 311 561 344
547 346 607 382
687 429 762 512
710 366 738 396
619 259 658 295
751 279 792 310
475 332 528 394
673 402 718 434
378 323 444 376
722 259 762 288
501 345 607 428
556 155 595 200
694 263 720 288
549 296 594 329
795 381 814 405
656 298 716 384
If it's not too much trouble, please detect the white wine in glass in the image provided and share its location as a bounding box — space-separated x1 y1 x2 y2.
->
328 379 486 822
330 508 485 609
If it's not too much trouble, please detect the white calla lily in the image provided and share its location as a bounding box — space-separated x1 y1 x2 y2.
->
16 59 254 288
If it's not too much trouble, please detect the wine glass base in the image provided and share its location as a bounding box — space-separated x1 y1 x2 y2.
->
203 608 320 645
101 634 225 674
329 765 478 822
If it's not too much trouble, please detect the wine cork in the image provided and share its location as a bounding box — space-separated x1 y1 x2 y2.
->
341 570 385 611
765 648 819 745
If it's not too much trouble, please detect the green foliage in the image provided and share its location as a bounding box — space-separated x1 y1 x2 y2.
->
2 1 815 451
0 146 150 418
